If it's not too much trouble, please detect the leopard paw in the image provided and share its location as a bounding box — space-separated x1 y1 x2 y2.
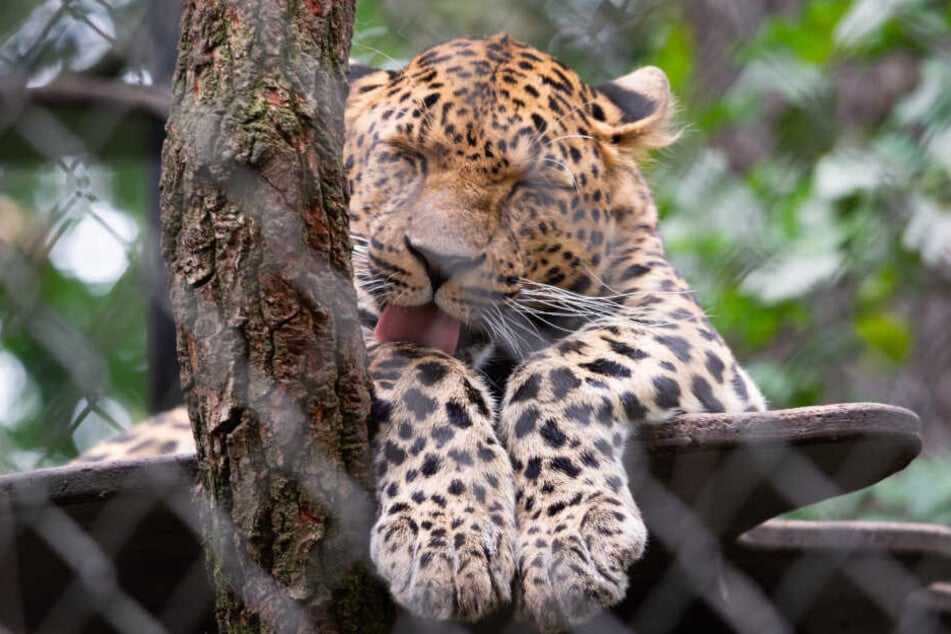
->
515 494 646 630
371 496 516 621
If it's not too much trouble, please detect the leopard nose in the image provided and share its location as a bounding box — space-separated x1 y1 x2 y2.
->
404 235 486 292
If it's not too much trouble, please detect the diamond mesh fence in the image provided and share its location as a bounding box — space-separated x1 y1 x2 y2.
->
0 1 949 633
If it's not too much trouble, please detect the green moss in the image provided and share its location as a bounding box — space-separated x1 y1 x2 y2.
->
330 565 395 634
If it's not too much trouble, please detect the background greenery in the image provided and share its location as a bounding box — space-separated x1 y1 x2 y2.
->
1 0 949 522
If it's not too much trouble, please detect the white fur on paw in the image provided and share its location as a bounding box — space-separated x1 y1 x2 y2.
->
371 499 516 621
516 496 646 631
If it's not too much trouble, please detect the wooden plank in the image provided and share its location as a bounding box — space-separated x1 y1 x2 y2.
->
632 403 922 537
725 520 951 634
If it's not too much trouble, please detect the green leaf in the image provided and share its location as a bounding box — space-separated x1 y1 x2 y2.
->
645 20 692 95
834 0 907 51
854 312 911 362
857 265 898 308
741 1 849 65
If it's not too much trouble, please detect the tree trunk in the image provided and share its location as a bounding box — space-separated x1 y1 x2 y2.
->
159 1 391 632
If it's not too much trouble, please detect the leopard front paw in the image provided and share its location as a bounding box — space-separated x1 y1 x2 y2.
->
515 494 646 631
371 494 516 622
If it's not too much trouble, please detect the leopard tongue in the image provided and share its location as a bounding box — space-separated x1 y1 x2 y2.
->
374 303 461 356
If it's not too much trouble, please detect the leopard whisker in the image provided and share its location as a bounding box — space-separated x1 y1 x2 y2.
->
498 308 547 359
508 291 612 316
542 157 580 191
516 283 621 312
502 303 547 341
527 96 604 151
482 305 528 360
580 262 624 296
545 134 596 145
504 302 580 334
510 303 608 323
513 298 615 321
348 43 407 70
519 279 696 304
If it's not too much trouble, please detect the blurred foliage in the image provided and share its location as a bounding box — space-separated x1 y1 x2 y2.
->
0 0 145 79
790 450 951 524
648 0 951 409
0 0 152 469
1 0 950 523
0 161 150 469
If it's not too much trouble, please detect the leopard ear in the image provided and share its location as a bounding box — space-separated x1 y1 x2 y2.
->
593 66 676 154
348 62 388 85
346 62 396 125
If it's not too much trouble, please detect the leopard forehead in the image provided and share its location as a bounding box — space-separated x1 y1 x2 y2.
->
382 36 593 162
346 35 631 191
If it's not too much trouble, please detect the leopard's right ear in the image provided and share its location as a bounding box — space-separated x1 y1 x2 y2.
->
346 62 395 125
348 62 392 85
592 66 677 158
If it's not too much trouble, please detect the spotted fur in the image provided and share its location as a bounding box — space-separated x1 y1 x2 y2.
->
77 34 765 630
73 407 193 462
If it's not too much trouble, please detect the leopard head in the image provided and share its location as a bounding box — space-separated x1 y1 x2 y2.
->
345 34 674 359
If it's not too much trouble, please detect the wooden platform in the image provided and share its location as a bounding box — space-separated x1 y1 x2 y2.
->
733 520 951 633
0 403 942 633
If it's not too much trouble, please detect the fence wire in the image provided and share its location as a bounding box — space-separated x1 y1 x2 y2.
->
0 1 949 633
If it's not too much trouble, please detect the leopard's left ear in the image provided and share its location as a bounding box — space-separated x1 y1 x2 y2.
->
593 66 676 154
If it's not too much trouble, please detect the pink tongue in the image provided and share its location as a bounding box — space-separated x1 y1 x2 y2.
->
374 303 462 355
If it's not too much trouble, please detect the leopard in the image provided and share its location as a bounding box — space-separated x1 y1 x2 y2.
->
76 34 765 631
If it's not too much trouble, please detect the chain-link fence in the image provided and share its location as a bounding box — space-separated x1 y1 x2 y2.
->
0 1 190 629
1 1 950 633
0 0 180 471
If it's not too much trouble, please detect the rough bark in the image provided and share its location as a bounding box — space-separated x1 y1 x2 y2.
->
159 1 390 632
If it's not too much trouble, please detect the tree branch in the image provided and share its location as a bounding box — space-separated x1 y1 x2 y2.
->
0 75 170 121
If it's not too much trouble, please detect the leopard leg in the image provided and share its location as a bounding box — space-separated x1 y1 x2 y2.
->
500 318 762 630
368 342 516 622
